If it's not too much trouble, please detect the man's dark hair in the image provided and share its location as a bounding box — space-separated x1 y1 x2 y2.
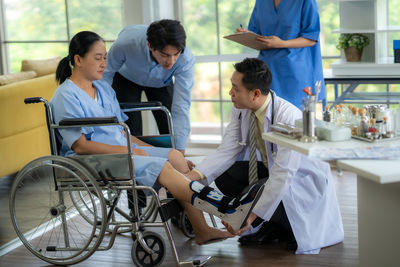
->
147 19 186 53
233 58 272 95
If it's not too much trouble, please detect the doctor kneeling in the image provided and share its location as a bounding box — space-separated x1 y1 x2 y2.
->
187 58 344 254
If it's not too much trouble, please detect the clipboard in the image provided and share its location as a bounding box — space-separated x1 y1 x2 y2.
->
223 31 264 51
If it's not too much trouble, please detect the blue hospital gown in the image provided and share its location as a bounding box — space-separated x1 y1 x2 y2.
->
248 0 325 108
50 79 170 187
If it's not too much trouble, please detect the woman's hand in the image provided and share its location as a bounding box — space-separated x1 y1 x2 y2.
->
235 28 248 33
256 35 286 49
133 148 149 156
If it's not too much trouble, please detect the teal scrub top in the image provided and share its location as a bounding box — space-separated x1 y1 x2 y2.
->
248 0 325 108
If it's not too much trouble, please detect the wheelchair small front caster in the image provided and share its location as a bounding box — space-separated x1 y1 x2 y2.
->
131 231 165 267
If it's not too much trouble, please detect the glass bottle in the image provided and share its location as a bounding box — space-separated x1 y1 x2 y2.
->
351 106 359 136
358 108 369 137
335 108 344 126
323 106 331 122
396 103 400 136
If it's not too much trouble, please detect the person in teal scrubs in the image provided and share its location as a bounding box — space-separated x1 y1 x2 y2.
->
237 0 325 108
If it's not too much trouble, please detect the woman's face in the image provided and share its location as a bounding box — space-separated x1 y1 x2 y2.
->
75 40 107 81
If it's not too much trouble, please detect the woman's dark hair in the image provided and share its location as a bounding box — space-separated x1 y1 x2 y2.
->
234 58 272 95
56 31 104 84
146 19 186 53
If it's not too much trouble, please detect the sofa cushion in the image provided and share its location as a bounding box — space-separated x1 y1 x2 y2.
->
0 71 37 86
21 56 61 77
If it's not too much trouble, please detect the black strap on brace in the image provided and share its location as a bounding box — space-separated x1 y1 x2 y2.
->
198 186 234 214
198 186 213 200
218 196 233 213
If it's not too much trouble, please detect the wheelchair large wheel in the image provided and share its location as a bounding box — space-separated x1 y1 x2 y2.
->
70 187 133 234
70 187 158 235
180 211 195 238
131 231 165 267
9 156 107 266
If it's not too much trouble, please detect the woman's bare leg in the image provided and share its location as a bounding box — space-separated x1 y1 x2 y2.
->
157 162 233 244
167 149 190 174
157 162 193 202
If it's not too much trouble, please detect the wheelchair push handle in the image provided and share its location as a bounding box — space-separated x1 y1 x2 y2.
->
24 97 45 104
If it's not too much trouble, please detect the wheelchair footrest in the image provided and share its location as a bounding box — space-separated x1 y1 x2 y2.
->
158 199 183 222
179 255 212 266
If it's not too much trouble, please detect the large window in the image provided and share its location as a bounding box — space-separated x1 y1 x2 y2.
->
1 0 123 73
183 0 340 143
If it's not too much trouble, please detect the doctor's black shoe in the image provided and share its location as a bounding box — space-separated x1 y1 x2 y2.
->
190 180 266 231
238 221 282 245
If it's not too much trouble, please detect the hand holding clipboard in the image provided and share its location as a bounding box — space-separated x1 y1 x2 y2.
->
223 31 265 51
224 27 285 51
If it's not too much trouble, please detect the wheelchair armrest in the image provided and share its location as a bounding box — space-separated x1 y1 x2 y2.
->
59 117 119 126
120 101 163 109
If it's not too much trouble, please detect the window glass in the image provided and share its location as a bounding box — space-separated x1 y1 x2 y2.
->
219 0 255 54
68 0 123 40
317 0 340 57
4 0 67 40
183 0 218 56
389 0 400 26
221 61 235 100
191 63 220 100
190 101 222 142
7 43 67 73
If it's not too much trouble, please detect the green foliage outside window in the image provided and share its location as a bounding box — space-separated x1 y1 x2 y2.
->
3 0 123 73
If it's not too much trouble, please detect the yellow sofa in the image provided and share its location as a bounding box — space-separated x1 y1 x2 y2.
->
0 74 58 177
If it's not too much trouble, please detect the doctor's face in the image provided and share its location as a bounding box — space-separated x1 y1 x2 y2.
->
229 71 254 109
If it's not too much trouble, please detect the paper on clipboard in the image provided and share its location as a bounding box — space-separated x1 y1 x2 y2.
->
223 31 264 51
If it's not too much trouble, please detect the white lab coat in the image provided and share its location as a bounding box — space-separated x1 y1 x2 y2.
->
197 93 344 254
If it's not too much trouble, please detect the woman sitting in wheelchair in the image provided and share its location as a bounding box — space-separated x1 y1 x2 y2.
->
51 31 264 244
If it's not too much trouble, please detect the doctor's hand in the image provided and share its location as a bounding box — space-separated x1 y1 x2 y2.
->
255 35 286 49
221 212 258 236
133 148 149 156
186 159 195 171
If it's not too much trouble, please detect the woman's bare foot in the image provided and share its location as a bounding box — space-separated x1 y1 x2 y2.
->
194 226 234 245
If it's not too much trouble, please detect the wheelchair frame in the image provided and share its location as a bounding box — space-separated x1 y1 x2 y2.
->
8 97 211 266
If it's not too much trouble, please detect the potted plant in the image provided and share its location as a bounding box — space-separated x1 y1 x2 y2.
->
336 33 370 62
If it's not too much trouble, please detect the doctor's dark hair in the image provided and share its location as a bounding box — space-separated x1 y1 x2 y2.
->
234 58 272 95
147 19 186 53
56 31 104 84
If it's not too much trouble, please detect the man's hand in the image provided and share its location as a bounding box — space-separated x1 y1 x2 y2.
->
133 148 149 156
221 212 258 236
178 149 185 156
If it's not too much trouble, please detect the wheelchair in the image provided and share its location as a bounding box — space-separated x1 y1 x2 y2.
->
8 97 211 266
